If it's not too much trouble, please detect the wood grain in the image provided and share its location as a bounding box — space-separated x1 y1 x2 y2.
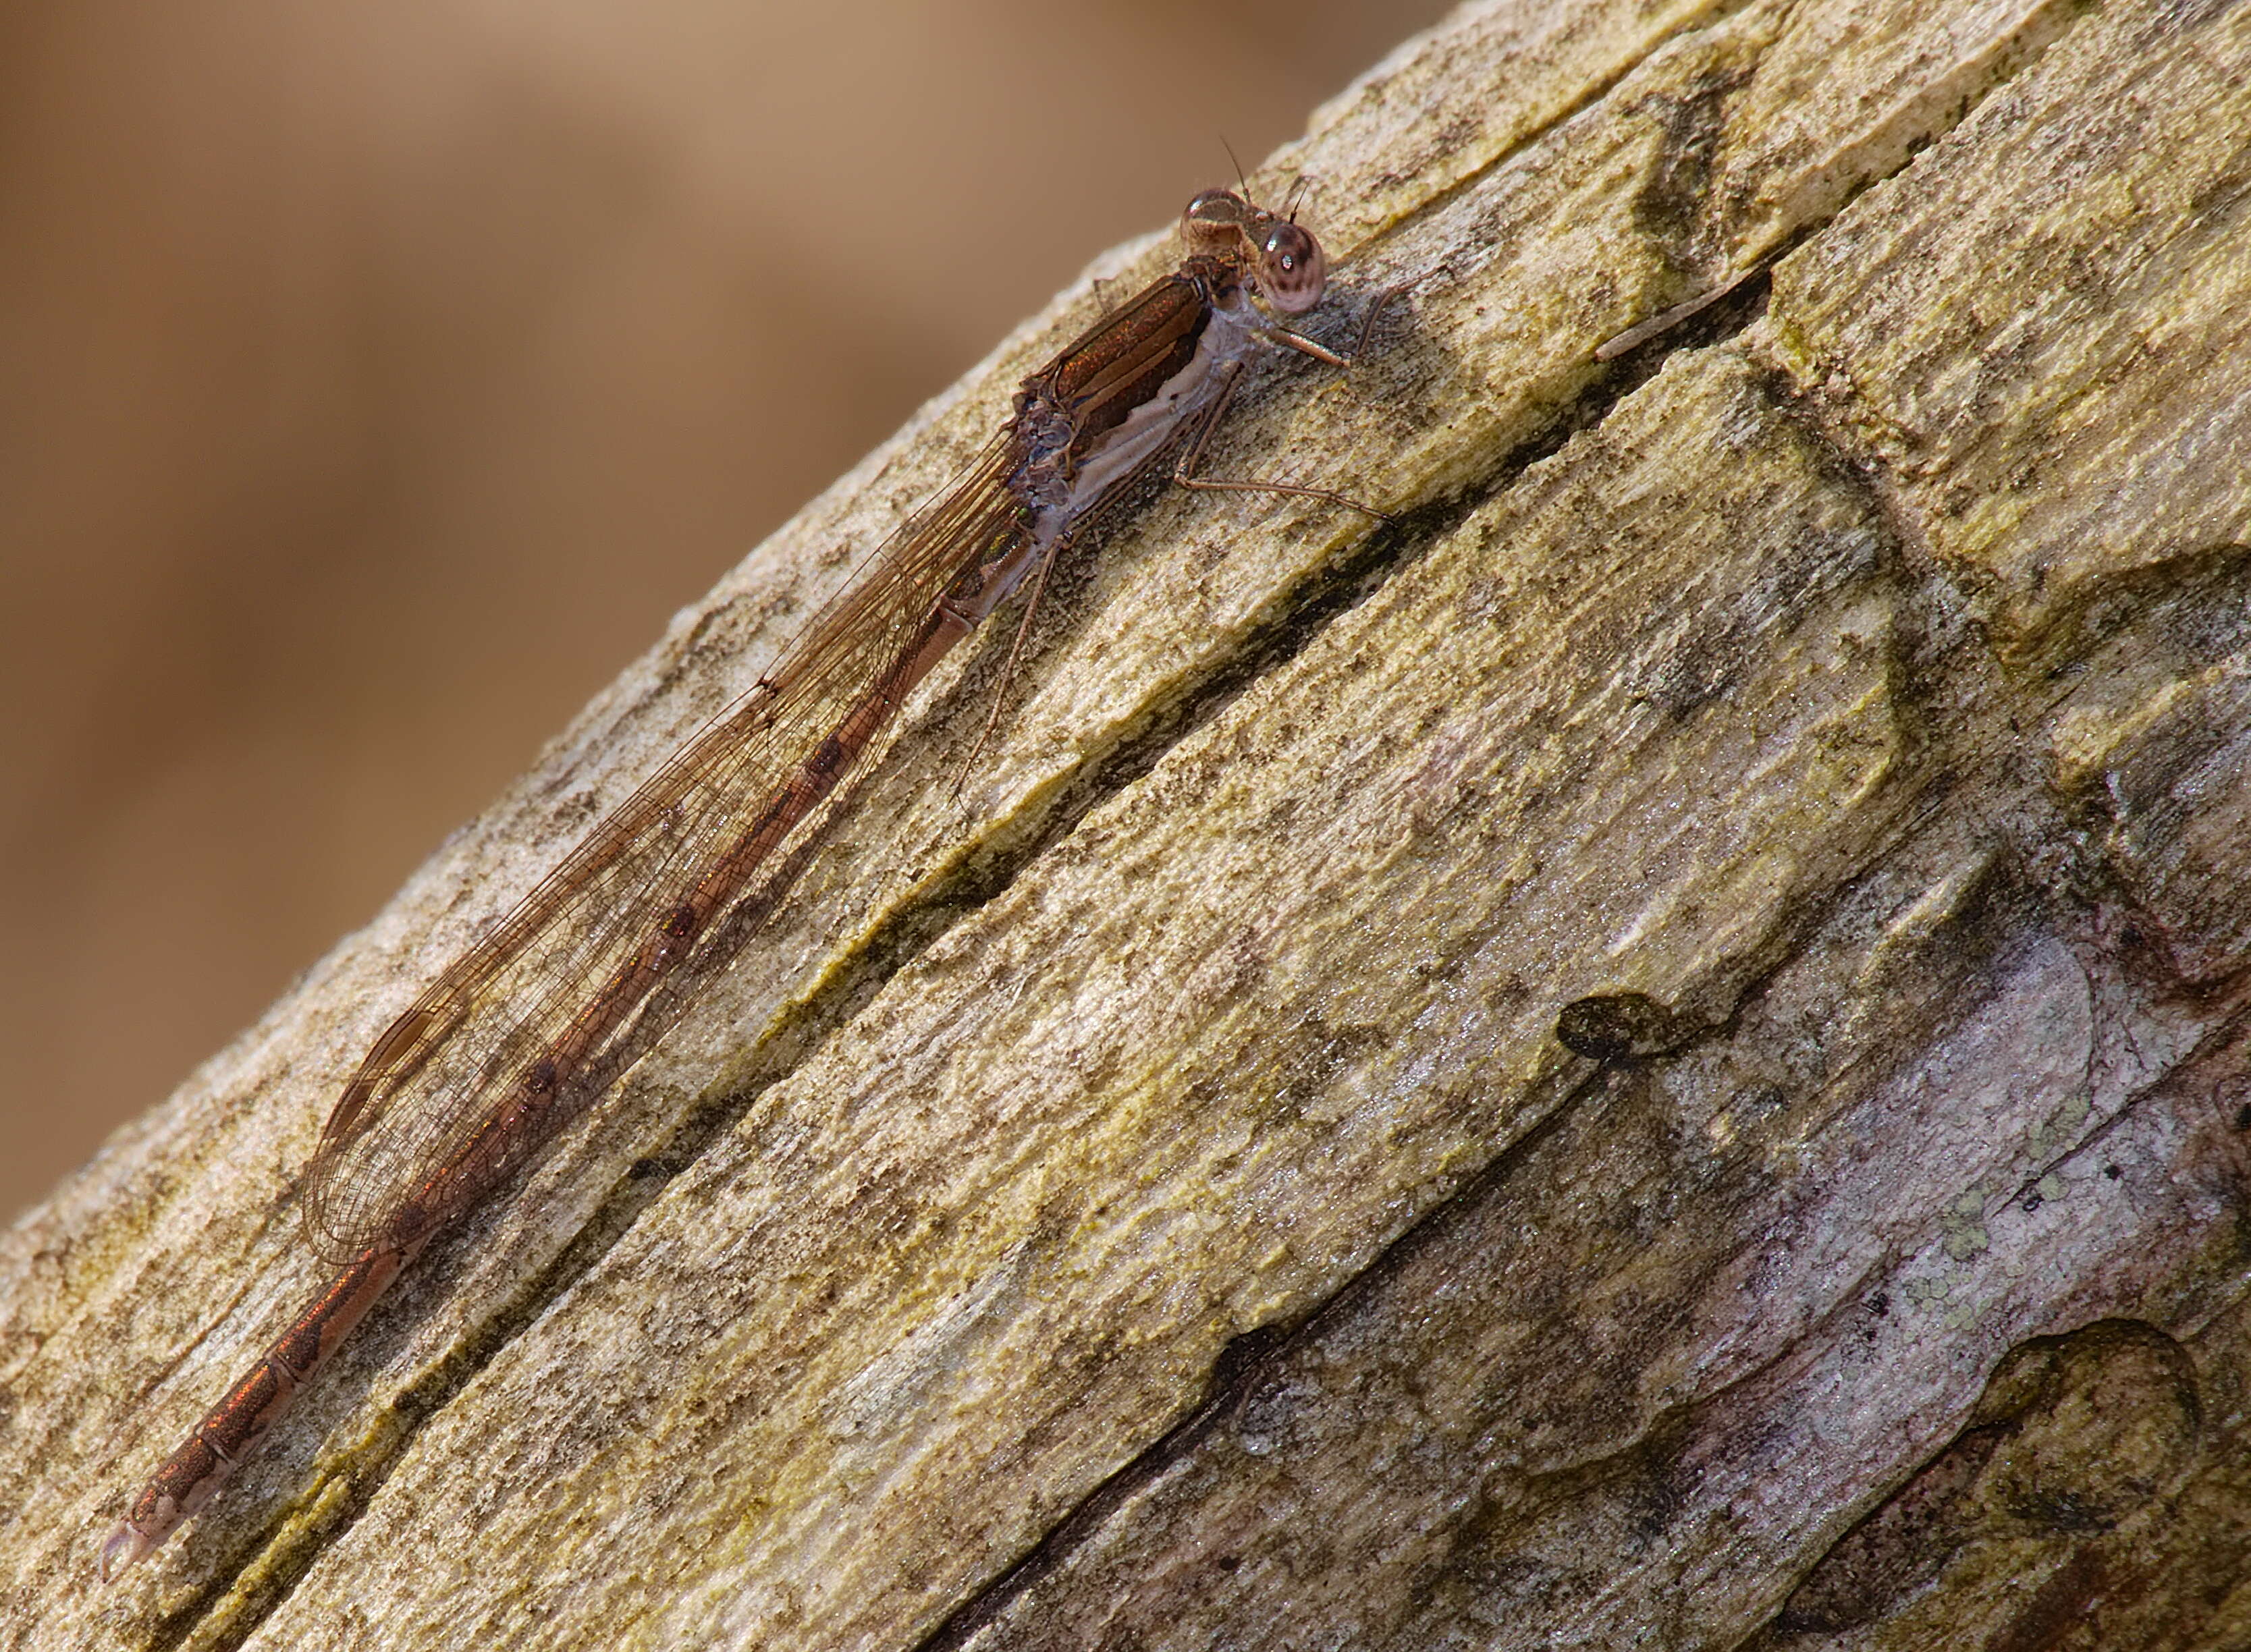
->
7 0 2247 1647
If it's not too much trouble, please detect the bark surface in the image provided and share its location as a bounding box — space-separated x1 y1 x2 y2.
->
8 1 2250 1647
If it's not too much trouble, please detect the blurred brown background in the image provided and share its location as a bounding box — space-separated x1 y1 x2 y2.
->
0 1 1453 1221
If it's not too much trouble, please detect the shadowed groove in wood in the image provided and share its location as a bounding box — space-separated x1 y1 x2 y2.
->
1756 1320 2202 1640
1345 0 1764 247
908 1054 1605 1652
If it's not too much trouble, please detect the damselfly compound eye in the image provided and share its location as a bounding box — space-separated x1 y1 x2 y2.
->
1257 221 1327 314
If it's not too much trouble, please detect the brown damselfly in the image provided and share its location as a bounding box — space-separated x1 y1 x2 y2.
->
100 186 1390 1579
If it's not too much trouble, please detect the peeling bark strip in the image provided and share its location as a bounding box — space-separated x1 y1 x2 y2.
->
7 0 2250 1648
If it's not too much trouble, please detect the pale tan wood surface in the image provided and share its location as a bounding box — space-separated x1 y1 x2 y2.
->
7 0 2248 1647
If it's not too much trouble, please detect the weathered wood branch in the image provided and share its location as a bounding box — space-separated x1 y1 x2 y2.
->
7 0 2250 1647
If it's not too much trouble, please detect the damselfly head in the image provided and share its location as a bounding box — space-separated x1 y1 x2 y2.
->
1181 187 1255 256
1178 188 1328 315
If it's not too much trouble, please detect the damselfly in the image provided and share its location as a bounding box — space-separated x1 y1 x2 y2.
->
101 185 1388 1578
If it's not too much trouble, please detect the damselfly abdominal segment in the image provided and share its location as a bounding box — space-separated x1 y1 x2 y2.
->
101 186 1388 1580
